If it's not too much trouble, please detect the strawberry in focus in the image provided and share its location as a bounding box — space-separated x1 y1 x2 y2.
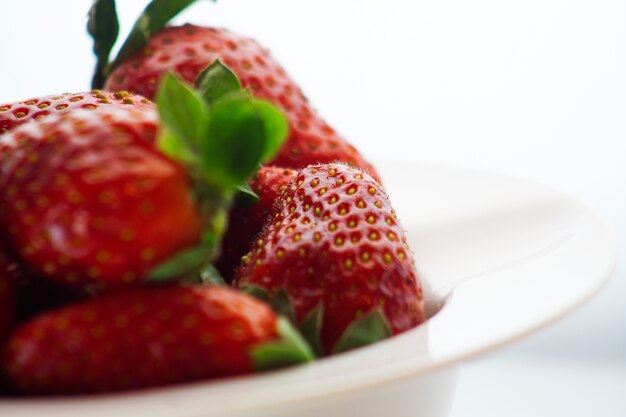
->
216 166 297 281
3 286 311 395
103 25 378 178
235 163 426 353
0 106 202 292
0 90 153 134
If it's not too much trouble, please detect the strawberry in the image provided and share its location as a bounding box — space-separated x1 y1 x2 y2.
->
216 166 297 280
0 64 290 292
0 90 153 134
3 286 312 395
102 24 378 178
235 163 426 353
0 106 201 292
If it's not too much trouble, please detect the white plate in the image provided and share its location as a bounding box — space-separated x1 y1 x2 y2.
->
0 162 615 417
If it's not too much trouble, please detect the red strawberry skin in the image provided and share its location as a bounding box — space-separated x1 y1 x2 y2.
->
0 90 153 134
0 107 201 291
235 164 425 352
105 25 378 178
216 166 297 281
3 286 278 395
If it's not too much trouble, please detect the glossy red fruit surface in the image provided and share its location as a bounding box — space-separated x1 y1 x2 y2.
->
0 107 201 292
105 25 378 177
4 286 278 395
0 90 153 134
236 163 425 352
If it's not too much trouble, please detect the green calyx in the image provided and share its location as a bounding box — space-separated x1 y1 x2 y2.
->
242 285 325 356
146 62 288 282
241 286 393 356
333 308 392 354
234 183 260 207
88 0 211 88
298 303 325 357
240 285 296 323
251 317 315 371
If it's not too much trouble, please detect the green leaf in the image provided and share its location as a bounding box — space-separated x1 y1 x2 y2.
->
195 60 242 108
88 0 120 89
198 264 226 286
240 284 273 302
332 309 392 354
240 285 296 323
298 304 324 357
271 290 296 323
156 72 209 151
201 96 267 187
107 0 204 75
252 100 289 162
157 128 197 164
234 184 260 207
251 317 315 371
146 245 209 283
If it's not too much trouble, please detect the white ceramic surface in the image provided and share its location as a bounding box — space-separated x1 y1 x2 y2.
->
0 162 615 417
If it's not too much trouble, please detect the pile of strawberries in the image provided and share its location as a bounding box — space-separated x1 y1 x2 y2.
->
0 0 426 396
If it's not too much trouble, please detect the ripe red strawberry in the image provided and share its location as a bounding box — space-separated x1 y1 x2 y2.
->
216 166 297 280
104 25 378 178
3 286 311 395
0 90 153 134
235 163 426 353
0 106 202 292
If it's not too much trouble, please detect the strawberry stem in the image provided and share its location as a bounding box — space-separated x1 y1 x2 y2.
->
87 0 120 89
88 0 209 86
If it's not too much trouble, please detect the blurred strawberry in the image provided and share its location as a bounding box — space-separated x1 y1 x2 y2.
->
4 286 312 395
0 90 153 134
0 106 201 292
0 63 290 291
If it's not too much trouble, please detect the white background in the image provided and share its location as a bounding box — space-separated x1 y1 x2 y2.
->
2 1 625 415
